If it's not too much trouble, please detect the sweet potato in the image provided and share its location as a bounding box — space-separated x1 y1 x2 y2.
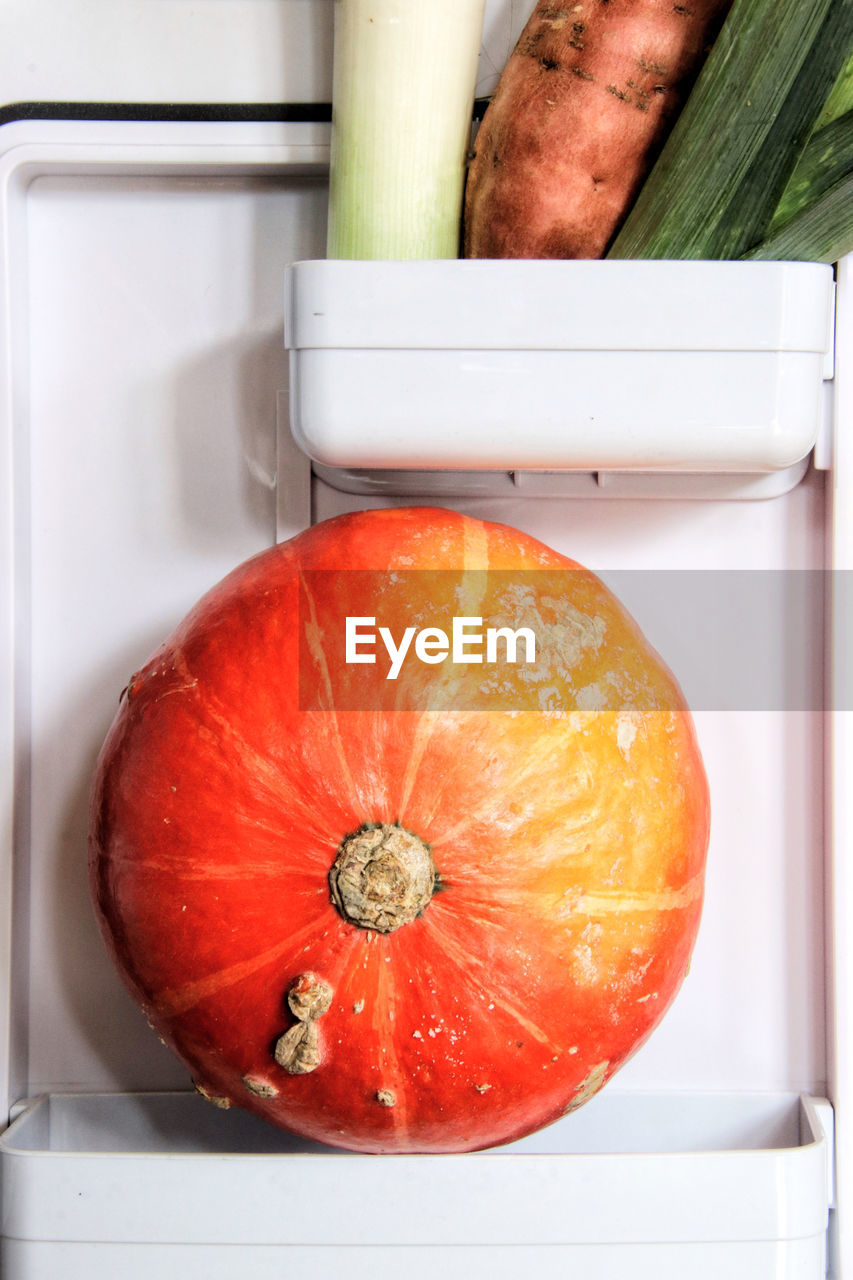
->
464 0 732 259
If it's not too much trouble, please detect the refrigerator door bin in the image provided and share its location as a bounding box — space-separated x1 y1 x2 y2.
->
284 258 835 474
0 1090 833 1280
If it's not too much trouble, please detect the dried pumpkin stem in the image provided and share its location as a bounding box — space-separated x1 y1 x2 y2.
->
330 823 436 934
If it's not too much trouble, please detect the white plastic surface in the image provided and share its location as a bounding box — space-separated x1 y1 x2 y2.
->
285 259 834 472
0 1240 829 1280
0 0 536 112
0 1090 832 1279
828 254 853 1280
0 120 330 1123
288 258 833 351
0 115 840 1278
312 457 814 501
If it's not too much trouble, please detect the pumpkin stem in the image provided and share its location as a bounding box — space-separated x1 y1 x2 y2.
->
329 823 436 934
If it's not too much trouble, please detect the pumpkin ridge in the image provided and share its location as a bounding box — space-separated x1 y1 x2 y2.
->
561 874 705 917
155 923 320 1020
100 852 296 880
296 565 360 803
371 950 411 1142
427 722 594 850
183 693 311 825
397 711 442 816
461 515 492 571
413 913 561 1055
475 873 705 923
189 686 358 863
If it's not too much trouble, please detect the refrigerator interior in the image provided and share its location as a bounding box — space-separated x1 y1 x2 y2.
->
0 4 849 1276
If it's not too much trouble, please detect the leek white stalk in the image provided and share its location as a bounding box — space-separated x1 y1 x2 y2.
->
327 0 486 260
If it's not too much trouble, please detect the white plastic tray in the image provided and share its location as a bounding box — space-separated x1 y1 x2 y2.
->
0 115 846 1279
0 1090 834 1279
285 258 835 474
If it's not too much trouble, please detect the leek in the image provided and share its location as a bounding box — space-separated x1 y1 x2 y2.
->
700 0 853 259
767 108 853 236
743 170 853 263
326 0 486 260
817 49 853 128
607 0 851 260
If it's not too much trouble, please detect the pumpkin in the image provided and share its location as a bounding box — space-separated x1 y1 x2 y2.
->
88 507 709 1153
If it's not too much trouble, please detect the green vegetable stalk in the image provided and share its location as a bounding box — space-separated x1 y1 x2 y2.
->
608 0 853 263
326 0 486 260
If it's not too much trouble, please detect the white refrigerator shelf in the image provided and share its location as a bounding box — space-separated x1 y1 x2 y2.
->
0 1090 834 1279
0 115 849 1279
285 257 836 477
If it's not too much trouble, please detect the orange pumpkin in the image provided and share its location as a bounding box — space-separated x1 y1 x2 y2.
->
89 507 709 1153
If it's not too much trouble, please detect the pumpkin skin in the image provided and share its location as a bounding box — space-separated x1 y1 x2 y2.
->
89 507 709 1154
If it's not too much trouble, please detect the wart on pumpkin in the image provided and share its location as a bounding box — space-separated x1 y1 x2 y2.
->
274 973 334 1077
